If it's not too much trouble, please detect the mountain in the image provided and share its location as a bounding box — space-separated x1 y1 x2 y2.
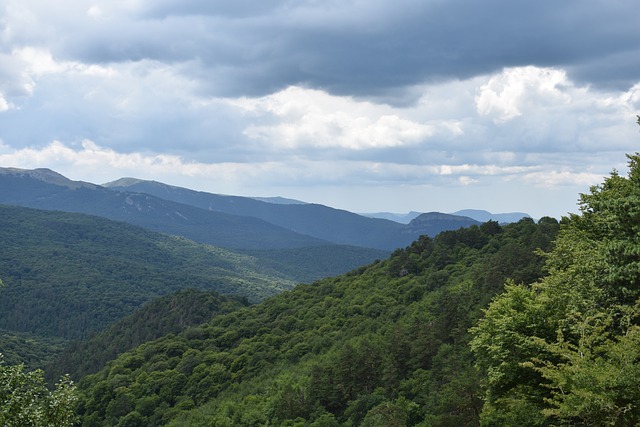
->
0 167 494 252
360 211 423 224
0 204 296 341
103 178 410 249
251 196 307 205
0 168 479 251
0 167 99 190
75 217 560 426
365 209 531 224
405 212 481 235
451 209 530 223
103 177 482 250
0 168 331 250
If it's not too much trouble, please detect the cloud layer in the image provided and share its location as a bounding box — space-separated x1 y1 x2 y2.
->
1 0 639 218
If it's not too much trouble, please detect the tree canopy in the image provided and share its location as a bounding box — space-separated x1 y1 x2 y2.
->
75 217 558 426
0 355 77 427
471 153 640 426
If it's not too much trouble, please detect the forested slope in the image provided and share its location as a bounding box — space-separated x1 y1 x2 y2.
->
0 329 67 369
0 205 294 341
470 153 640 425
46 289 247 383
76 216 559 426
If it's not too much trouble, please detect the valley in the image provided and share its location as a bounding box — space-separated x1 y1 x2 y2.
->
5 162 638 425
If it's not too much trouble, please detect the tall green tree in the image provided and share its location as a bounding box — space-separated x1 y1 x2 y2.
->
0 355 77 427
471 152 640 426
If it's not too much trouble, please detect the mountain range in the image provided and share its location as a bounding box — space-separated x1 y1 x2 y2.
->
0 167 528 253
0 167 506 253
363 209 530 224
2 152 637 426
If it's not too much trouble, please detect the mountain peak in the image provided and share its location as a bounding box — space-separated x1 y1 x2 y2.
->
251 196 307 205
451 209 530 223
0 167 97 189
103 177 148 187
409 211 479 225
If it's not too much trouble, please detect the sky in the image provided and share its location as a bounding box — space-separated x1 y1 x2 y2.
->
1 0 639 219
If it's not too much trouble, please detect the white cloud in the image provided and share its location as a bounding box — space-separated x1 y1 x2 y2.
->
0 139 278 186
458 176 478 186
521 170 605 188
0 45 638 219
231 86 462 150
87 5 103 19
0 139 538 188
475 66 572 122
0 94 9 111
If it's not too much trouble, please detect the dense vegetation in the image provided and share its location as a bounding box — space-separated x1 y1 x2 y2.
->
470 153 640 425
6 146 640 425
47 289 247 383
0 329 67 370
0 354 77 427
76 215 558 426
0 205 294 341
238 246 389 284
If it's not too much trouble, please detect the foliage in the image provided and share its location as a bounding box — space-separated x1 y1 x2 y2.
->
0 204 294 343
47 289 247 383
76 217 558 426
471 153 640 426
0 355 77 427
0 329 67 370
238 245 390 284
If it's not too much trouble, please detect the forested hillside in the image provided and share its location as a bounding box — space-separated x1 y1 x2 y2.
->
9 152 640 425
470 153 640 425
76 216 559 426
0 205 294 342
0 329 67 369
46 289 248 383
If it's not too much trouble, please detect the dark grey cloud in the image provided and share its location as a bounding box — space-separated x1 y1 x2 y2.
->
140 0 284 20
47 0 640 102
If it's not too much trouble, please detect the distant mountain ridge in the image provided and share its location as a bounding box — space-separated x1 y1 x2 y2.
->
251 196 307 205
364 209 530 224
0 168 328 250
451 209 531 223
406 212 481 235
360 211 423 224
2 167 490 251
0 167 98 190
103 175 480 249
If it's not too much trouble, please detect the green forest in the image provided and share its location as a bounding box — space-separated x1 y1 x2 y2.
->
73 212 558 426
4 150 640 425
0 205 295 340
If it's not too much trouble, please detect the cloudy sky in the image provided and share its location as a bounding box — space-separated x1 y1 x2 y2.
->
1 0 639 219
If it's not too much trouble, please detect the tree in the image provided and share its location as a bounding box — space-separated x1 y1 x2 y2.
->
0 354 77 427
470 152 640 426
